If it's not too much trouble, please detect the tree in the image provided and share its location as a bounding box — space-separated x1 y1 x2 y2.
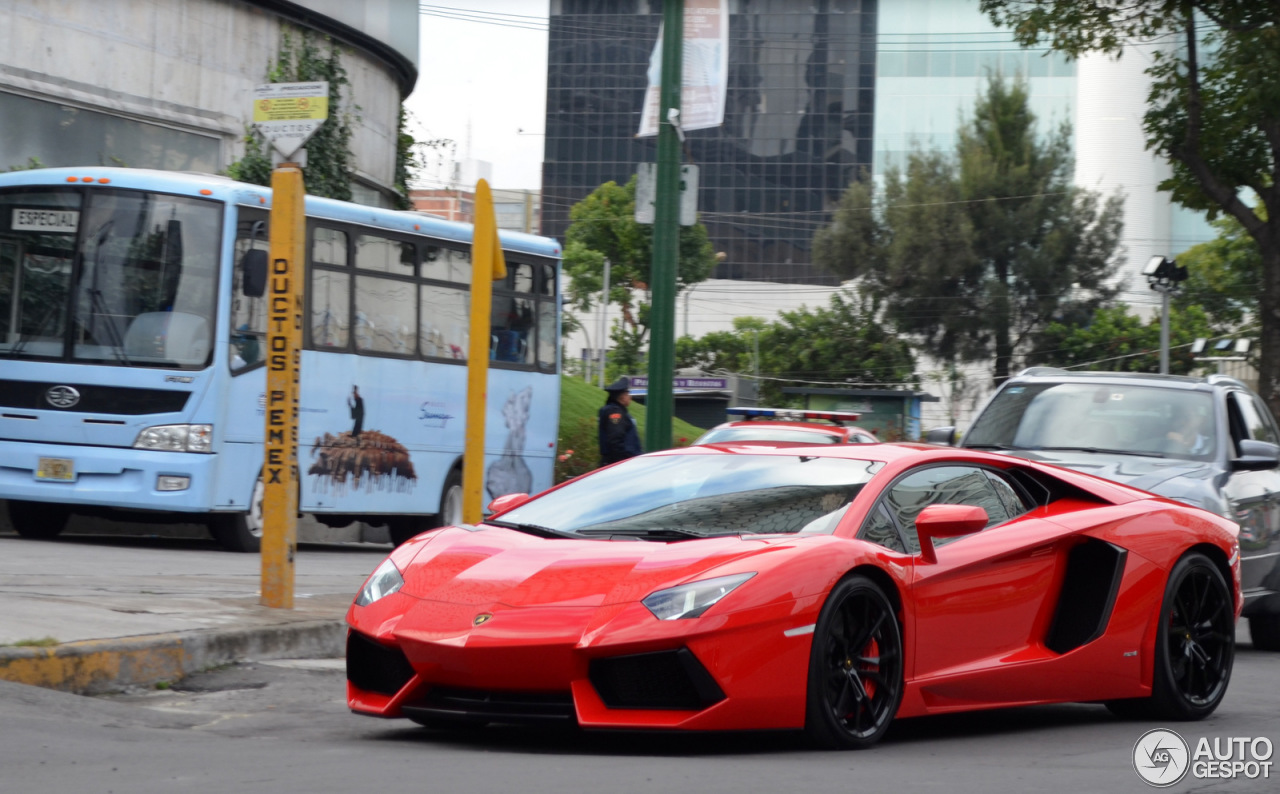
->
677 293 918 406
1174 214 1261 333
563 176 716 376
979 1 1280 414
814 75 1124 384
1029 304 1214 375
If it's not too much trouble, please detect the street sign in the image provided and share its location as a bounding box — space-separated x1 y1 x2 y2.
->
635 162 698 225
253 82 329 159
629 376 727 390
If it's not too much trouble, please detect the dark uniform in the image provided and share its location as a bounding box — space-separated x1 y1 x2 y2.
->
598 378 642 466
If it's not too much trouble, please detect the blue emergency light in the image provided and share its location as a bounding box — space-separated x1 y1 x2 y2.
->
726 407 862 426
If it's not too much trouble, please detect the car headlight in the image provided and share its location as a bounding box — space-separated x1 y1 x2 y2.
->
642 573 755 620
355 558 404 607
133 424 213 453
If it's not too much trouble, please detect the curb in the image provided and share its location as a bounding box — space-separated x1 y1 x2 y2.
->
0 620 346 694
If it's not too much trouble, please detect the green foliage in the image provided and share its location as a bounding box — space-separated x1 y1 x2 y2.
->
814 75 1124 384
6 157 44 171
1174 214 1261 332
563 177 716 377
393 110 454 211
226 29 356 201
677 293 917 405
1029 304 1214 375
555 375 702 482
8 636 59 647
978 1 1280 411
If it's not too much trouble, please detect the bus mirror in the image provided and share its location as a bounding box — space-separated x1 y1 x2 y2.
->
241 249 267 298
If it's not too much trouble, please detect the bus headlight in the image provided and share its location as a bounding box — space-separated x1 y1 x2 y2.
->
134 424 214 453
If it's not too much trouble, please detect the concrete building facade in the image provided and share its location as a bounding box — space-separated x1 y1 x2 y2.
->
0 0 418 206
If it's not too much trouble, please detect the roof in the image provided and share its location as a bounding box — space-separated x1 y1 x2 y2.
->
1010 368 1245 391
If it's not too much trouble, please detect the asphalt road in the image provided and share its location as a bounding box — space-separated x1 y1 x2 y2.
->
1 646 1276 794
0 534 1276 794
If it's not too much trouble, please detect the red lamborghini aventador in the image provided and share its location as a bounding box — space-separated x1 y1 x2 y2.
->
346 443 1241 749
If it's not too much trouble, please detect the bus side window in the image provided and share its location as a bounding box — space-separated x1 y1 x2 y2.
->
310 227 350 350
230 210 268 372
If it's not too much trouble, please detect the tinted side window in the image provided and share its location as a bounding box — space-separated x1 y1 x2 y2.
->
1235 392 1280 444
858 504 907 553
984 470 1029 521
884 466 1010 554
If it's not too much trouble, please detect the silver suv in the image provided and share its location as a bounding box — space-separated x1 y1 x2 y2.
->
928 368 1280 650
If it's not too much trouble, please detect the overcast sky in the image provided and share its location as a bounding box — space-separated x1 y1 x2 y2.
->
405 2 551 190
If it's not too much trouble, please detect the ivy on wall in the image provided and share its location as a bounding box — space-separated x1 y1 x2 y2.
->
227 29 356 201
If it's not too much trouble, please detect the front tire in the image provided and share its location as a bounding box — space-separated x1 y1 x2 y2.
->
1248 614 1280 652
7 500 70 540
1106 552 1234 720
804 574 904 749
209 477 264 553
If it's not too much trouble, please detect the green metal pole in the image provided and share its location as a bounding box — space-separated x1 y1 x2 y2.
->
646 0 682 452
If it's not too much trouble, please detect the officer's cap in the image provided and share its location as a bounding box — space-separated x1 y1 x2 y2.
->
604 376 630 394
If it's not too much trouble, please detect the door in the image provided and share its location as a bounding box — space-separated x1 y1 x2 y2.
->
1224 391 1280 599
876 465 1064 687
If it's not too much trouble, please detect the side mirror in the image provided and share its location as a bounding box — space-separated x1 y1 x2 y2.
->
1233 439 1280 471
241 249 267 298
915 504 987 564
925 426 957 446
487 492 531 515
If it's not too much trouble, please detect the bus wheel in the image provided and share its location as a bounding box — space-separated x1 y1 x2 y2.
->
7 500 70 540
210 477 264 553
387 469 463 546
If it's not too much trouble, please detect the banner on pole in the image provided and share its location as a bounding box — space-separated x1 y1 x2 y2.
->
637 0 728 137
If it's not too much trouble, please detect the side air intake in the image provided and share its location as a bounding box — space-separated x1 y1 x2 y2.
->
1045 539 1127 654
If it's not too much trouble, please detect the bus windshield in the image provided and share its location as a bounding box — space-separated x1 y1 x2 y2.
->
1 187 221 368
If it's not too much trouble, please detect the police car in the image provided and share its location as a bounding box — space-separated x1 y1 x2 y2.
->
693 407 877 446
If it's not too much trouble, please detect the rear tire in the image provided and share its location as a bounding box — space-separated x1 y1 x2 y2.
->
1248 614 1280 652
804 575 904 749
209 476 264 553
387 468 463 546
7 500 69 540
1106 552 1233 720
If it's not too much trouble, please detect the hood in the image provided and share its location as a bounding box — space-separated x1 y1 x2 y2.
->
400 526 774 609
1003 448 1222 502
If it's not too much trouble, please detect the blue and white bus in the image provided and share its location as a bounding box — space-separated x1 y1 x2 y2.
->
0 167 562 551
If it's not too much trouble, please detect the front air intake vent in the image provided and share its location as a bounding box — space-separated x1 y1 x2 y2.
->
402 688 575 725
589 648 725 710
346 631 415 696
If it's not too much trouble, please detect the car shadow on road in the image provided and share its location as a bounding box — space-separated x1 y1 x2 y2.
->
371 702 1119 757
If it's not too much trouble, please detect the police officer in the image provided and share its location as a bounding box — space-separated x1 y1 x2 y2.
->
598 377 642 466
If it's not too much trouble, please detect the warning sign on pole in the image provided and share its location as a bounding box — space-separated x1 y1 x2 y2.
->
253 82 329 160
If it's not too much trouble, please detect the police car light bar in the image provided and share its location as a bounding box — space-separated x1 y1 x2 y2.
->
726 407 862 425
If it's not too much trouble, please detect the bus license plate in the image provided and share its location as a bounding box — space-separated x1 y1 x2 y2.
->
36 457 75 481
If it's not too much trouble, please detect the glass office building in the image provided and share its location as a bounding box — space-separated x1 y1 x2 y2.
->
544 0 878 284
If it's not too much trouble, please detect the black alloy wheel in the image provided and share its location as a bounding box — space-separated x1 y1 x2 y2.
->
805 575 904 749
1108 552 1234 720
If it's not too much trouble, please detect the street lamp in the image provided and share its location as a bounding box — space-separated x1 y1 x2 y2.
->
1144 255 1188 374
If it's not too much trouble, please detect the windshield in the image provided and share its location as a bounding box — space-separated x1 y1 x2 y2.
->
497 453 883 539
964 382 1217 462
696 427 841 445
1 187 222 368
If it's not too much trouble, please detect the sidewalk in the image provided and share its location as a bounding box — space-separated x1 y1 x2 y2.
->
0 528 388 694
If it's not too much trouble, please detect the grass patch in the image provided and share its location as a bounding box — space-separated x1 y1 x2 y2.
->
556 375 705 482
6 637 59 648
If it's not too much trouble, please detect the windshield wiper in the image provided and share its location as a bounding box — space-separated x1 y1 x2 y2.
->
576 527 710 541
1033 446 1166 458
484 519 579 539
962 443 1020 451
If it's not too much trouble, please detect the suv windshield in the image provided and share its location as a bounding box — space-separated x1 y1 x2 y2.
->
1 187 221 369
497 453 883 539
964 382 1217 462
